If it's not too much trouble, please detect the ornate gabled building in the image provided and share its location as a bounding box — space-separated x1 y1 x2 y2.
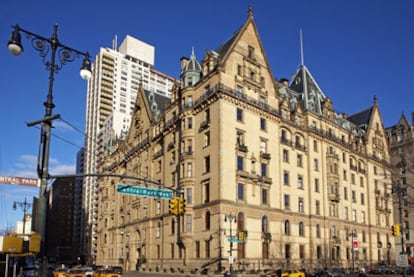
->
386 113 414 265
96 8 395 273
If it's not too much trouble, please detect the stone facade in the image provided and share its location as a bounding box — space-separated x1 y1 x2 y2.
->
95 9 395 274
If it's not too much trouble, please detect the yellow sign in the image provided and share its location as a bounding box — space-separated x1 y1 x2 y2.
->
1 236 23 253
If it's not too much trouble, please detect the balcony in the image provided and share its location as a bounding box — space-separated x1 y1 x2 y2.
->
237 144 248 153
167 141 175 150
281 137 291 146
260 152 271 160
199 120 210 132
328 192 340 202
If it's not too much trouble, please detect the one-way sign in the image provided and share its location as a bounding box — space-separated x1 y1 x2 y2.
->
117 184 173 199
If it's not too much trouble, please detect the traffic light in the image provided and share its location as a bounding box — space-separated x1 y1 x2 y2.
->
391 224 401 236
169 198 179 215
238 231 245 241
178 197 186 215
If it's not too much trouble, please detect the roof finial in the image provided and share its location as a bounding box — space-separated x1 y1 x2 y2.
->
374 95 378 106
300 28 305 66
191 46 196 58
248 6 253 17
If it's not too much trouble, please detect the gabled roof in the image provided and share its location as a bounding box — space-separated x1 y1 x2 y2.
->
386 112 412 131
215 27 242 57
289 65 326 114
144 89 170 122
347 107 373 130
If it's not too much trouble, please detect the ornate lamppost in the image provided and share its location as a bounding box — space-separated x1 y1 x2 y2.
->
225 214 237 276
8 23 92 277
13 197 32 235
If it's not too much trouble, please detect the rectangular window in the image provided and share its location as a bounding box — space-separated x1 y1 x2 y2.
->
284 194 290 210
283 149 289 162
237 65 242 76
298 198 304 212
261 163 267 177
204 156 210 173
262 188 268 204
260 140 267 153
237 156 244 171
352 191 356 203
299 245 305 259
283 171 289 186
236 85 243 97
297 154 303 167
204 131 210 147
360 193 365 205
260 117 266 130
314 159 318 171
285 244 291 259
344 187 348 200
205 240 210 258
236 130 244 146
186 188 192 204
195 241 200 258
352 209 356 222
298 175 303 189
187 117 193 129
238 183 244 200
315 178 320 192
248 46 255 59
171 243 175 259
187 162 192 177
236 108 243 121
316 200 320 215
186 214 192 232
313 140 318 152
204 182 210 203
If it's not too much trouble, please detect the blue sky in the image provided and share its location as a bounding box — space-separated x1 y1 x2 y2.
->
0 0 413 232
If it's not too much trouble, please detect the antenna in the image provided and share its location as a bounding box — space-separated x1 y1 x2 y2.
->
300 28 304 66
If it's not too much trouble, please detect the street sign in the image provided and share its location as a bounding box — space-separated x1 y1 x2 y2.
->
227 237 243 243
117 184 173 199
399 254 409 267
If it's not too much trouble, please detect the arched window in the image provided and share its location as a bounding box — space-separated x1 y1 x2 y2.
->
299 222 305 236
262 216 268 233
205 211 211 230
284 220 290 235
237 212 245 259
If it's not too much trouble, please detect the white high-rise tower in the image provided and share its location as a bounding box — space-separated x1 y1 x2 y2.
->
82 35 176 262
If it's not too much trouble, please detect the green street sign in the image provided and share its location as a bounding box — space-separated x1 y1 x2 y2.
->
227 237 243 243
117 184 173 199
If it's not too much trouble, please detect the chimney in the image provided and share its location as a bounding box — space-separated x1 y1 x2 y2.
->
279 78 289 87
180 56 189 71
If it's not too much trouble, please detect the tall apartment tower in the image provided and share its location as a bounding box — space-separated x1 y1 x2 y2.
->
82 35 176 263
95 8 395 272
386 113 414 265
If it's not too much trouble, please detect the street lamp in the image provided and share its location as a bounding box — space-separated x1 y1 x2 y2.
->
349 230 356 273
8 23 92 277
225 214 237 276
13 197 32 235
